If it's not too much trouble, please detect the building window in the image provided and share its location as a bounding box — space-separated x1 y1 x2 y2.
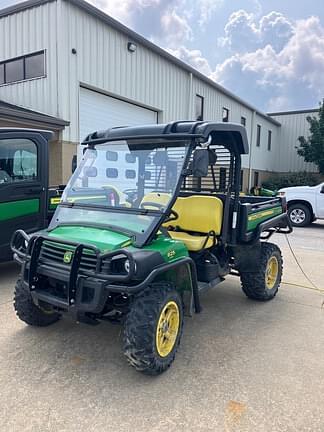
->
256 124 261 147
267 130 272 151
0 50 45 86
254 171 259 187
195 95 204 121
222 107 229 122
241 116 246 127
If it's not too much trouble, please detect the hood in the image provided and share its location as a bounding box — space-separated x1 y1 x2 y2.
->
279 185 314 193
48 226 133 252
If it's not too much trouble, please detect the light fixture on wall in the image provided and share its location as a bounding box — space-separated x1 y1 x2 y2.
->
127 42 137 53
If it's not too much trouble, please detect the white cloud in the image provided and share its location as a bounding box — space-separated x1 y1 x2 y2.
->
168 46 212 76
161 9 192 46
214 16 324 110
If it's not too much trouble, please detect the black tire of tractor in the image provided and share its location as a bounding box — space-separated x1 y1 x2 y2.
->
288 203 312 227
14 279 61 326
123 282 184 375
240 242 283 301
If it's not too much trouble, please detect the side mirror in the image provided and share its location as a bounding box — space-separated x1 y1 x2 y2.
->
192 149 209 177
71 155 77 174
83 166 97 177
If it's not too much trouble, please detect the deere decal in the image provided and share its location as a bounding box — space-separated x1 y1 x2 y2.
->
63 251 73 264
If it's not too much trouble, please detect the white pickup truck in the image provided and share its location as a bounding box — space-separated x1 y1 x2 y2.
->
278 183 324 227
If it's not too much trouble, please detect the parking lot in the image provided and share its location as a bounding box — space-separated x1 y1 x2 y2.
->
0 223 324 432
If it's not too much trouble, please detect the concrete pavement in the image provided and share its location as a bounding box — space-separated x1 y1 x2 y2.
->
0 223 324 431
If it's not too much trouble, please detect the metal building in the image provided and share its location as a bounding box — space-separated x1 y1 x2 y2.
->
0 0 319 188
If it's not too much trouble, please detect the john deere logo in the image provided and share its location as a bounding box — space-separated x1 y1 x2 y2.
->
63 251 73 264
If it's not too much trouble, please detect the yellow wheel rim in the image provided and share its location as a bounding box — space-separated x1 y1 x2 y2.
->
265 256 279 289
156 301 180 358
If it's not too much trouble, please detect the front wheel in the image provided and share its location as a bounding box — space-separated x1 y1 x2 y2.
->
123 282 183 375
14 279 61 326
240 242 283 301
288 203 311 227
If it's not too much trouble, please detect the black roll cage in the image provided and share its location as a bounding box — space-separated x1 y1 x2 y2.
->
72 121 247 247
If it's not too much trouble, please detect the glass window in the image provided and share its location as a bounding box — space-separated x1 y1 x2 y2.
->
256 124 261 147
5 58 24 83
241 116 246 127
254 171 259 187
106 168 118 178
268 130 272 151
222 107 229 122
125 153 136 163
57 140 188 240
0 51 45 86
195 95 204 121
126 169 136 179
25 52 45 79
106 151 118 161
0 139 37 184
0 64 4 85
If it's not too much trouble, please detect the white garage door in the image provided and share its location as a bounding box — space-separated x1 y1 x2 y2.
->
79 87 158 142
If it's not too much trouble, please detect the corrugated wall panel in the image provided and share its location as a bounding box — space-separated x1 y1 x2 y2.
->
0 1 59 117
271 112 318 172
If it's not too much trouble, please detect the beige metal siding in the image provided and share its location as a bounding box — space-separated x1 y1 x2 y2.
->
270 111 318 172
60 1 189 142
0 1 59 117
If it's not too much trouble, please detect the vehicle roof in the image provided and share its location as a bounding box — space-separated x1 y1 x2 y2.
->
82 121 249 155
0 127 54 141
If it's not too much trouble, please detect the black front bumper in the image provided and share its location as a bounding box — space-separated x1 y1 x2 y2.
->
13 232 200 315
14 232 136 315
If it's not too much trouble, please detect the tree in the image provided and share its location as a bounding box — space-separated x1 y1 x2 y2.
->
297 99 324 174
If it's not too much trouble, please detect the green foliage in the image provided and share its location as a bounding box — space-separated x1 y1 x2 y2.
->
262 171 319 191
297 100 324 174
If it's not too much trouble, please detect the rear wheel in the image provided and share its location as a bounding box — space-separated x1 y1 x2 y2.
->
240 242 283 301
288 203 311 227
14 279 60 326
123 282 183 375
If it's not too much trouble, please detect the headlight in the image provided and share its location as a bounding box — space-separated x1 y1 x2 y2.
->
278 191 286 197
124 259 136 273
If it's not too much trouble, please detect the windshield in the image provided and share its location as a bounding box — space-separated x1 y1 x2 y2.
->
51 139 189 242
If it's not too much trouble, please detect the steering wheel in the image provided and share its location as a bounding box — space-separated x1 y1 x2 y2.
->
140 201 165 210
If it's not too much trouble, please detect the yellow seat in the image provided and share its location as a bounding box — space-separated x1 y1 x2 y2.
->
168 195 223 251
168 231 215 251
141 193 223 252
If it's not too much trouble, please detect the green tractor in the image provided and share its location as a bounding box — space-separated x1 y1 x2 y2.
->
12 121 292 375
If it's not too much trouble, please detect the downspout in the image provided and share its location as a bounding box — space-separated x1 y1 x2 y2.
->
248 110 256 191
188 72 193 120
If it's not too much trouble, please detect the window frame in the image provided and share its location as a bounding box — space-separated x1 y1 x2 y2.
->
0 50 46 87
267 130 272 151
0 138 39 185
256 124 261 147
222 107 230 123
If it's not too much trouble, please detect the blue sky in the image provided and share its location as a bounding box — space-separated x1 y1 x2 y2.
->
2 0 324 112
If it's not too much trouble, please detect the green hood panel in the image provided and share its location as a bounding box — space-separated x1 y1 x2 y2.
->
48 226 132 252
47 226 188 262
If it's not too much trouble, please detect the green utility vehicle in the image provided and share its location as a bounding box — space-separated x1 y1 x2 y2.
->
0 129 64 261
12 121 292 375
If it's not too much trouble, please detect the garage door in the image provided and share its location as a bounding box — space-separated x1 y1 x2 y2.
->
79 87 158 142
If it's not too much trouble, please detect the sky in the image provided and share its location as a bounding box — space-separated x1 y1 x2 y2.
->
1 0 324 113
